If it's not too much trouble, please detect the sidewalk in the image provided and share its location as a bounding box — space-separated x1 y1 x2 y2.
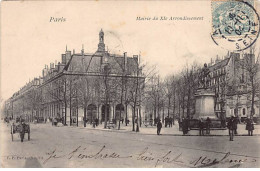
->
70 122 260 136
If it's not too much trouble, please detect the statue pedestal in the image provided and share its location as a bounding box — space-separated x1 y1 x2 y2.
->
194 88 216 119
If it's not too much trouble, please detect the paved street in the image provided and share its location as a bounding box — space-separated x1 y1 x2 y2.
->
1 121 260 168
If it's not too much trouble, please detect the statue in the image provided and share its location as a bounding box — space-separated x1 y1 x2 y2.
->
198 63 210 89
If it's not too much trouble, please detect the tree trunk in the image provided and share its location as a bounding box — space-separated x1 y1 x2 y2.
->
132 107 135 131
64 102 67 125
154 105 156 125
139 106 142 127
76 102 78 127
118 108 122 130
104 74 108 129
182 95 185 118
136 107 139 132
84 106 86 127
251 81 255 117
69 80 72 126
97 104 100 124
157 97 160 121
104 104 108 128
173 93 176 125
69 94 72 126
168 96 170 118
125 104 128 126
162 103 165 124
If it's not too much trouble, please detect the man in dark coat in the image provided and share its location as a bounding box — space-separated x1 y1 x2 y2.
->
205 117 211 135
157 120 162 135
227 116 235 141
170 117 173 127
198 118 204 136
165 117 168 127
246 117 254 136
182 118 189 135
95 118 99 126
19 119 26 142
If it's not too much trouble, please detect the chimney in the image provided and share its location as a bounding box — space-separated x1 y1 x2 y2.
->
42 68 47 77
133 55 138 61
211 58 214 65
65 50 71 63
62 54 66 64
50 63 54 69
55 64 58 70
215 55 219 63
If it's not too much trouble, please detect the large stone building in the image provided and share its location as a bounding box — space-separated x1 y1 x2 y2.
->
6 29 145 126
208 52 260 121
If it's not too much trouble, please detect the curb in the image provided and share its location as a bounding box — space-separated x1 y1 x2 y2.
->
75 126 260 137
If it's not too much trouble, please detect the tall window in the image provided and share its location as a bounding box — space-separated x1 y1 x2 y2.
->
243 108 246 115
72 107 77 116
231 109 233 116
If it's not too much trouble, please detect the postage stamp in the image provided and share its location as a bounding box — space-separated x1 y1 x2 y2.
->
211 0 260 51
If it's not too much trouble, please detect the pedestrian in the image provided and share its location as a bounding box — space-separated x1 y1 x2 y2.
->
53 117 58 126
149 118 153 126
157 119 162 135
246 117 254 136
206 117 211 135
234 117 238 135
170 117 173 127
93 120 96 128
198 118 204 136
52 117 54 126
19 119 26 142
182 118 189 135
221 117 226 128
227 116 235 141
165 117 168 127
94 118 98 126
178 118 182 131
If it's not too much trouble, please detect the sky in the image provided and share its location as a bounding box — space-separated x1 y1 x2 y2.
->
1 0 260 103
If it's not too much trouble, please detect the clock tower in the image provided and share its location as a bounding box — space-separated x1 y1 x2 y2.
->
97 29 105 52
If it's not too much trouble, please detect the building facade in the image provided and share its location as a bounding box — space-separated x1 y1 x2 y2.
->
6 29 145 126
208 52 260 121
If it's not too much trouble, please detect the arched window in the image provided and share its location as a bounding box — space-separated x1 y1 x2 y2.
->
243 108 246 115
72 107 77 116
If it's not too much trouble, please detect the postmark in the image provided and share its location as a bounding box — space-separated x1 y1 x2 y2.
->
211 0 260 51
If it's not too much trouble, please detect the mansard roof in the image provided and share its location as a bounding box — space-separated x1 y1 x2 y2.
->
209 57 230 71
66 52 138 75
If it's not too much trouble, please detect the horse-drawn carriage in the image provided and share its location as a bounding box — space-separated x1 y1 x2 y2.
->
11 119 30 142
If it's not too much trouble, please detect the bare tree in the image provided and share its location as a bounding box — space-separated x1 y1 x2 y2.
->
239 48 260 117
77 76 92 127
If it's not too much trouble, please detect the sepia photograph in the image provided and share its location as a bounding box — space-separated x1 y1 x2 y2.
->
0 0 260 168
